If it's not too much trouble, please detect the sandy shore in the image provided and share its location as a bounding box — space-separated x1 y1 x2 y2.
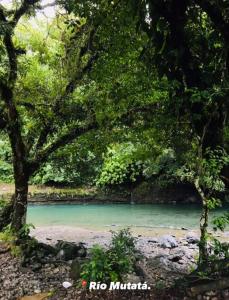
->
30 225 193 244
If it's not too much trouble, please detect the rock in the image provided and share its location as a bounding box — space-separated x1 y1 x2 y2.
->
124 273 141 284
70 259 81 281
168 250 185 262
31 263 42 272
55 241 87 260
148 238 158 243
134 261 147 279
147 255 169 269
53 268 59 274
62 281 72 289
186 232 199 244
159 235 178 248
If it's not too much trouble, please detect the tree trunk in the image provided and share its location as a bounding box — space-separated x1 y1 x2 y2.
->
11 177 28 233
194 178 209 267
198 202 209 266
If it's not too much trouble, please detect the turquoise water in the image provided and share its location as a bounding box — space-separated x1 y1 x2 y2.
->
27 204 229 230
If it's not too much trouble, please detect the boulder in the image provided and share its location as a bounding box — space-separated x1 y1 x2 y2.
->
55 241 87 260
186 232 200 244
147 255 169 269
159 235 178 249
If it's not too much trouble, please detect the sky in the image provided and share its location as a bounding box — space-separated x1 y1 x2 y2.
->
0 0 57 19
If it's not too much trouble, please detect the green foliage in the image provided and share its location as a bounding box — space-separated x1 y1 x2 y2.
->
143 148 179 186
213 213 229 232
0 198 7 208
209 238 229 261
18 223 35 240
0 138 13 183
0 225 22 257
176 148 229 195
96 143 147 188
0 223 38 257
81 228 138 284
0 225 16 243
31 139 100 186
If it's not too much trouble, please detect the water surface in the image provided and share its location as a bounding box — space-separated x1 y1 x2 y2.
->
27 204 228 230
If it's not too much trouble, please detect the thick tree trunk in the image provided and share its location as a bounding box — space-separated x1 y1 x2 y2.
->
11 179 28 232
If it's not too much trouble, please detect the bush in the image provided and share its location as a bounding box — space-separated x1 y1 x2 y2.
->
96 143 146 188
81 228 139 285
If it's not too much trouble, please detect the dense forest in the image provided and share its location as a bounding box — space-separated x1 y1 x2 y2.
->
0 1 229 299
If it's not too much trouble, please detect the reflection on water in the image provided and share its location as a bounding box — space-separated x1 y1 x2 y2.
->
27 203 229 230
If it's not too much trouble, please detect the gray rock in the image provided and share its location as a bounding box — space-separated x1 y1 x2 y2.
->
186 232 199 244
168 250 185 262
31 263 42 272
147 255 169 269
55 241 87 260
70 259 81 281
159 235 178 248
124 273 141 284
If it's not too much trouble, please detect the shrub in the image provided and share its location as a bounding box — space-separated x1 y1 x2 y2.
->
96 143 146 188
80 228 139 285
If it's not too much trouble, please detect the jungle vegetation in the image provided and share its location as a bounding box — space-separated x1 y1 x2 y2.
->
0 0 228 270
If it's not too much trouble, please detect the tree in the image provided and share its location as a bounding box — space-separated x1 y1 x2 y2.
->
0 1 99 232
131 0 229 151
176 143 229 266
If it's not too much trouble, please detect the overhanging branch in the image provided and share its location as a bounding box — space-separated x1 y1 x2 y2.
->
12 0 41 27
28 121 98 175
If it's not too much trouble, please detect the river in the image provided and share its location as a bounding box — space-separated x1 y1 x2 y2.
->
27 203 229 230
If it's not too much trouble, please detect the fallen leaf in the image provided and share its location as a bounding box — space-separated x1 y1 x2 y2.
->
19 292 50 300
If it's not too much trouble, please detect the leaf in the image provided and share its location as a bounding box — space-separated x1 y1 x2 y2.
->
19 293 50 300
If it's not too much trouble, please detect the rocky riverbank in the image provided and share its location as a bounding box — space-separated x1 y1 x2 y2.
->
1 228 229 300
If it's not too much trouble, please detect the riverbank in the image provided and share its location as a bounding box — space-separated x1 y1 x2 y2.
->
30 225 229 250
1 226 229 300
0 182 202 204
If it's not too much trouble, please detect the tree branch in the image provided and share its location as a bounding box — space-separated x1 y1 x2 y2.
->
28 121 98 175
32 26 99 153
40 1 56 9
12 0 41 27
